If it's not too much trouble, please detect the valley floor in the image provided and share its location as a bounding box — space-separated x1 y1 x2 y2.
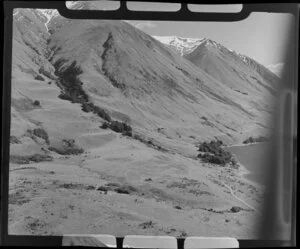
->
8 132 264 239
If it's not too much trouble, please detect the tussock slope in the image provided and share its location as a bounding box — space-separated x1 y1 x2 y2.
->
48 18 274 146
9 7 267 238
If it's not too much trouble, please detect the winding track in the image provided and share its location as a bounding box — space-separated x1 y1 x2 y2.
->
222 182 261 215
204 170 261 215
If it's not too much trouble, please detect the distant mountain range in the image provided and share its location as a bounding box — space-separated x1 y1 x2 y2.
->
10 4 278 158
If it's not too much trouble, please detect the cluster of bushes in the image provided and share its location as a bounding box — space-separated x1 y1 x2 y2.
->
48 139 84 155
198 153 233 165
197 140 237 166
32 128 49 144
115 184 137 194
48 146 84 155
32 100 40 106
53 59 133 139
96 182 137 195
10 153 53 164
53 60 113 124
101 120 132 137
58 182 95 190
197 140 223 154
38 68 56 80
10 135 21 144
29 153 53 162
82 102 111 122
34 75 45 81
243 136 269 144
54 60 89 104
131 133 167 152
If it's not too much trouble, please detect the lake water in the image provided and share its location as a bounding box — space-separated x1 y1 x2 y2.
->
225 142 272 185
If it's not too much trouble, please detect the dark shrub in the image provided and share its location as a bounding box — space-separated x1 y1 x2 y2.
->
33 128 49 144
100 122 109 129
86 185 96 190
197 140 233 166
109 121 132 134
10 155 30 164
62 139 75 147
114 184 137 194
179 231 188 237
38 68 56 80
58 183 95 191
97 186 108 193
81 102 111 122
132 134 144 142
29 154 52 162
10 135 21 144
147 140 154 145
139 221 154 229
48 81 52 85
230 156 239 168
56 61 83 83
243 136 269 144
59 183 79 189
34 75 45 81
230 206 242 213
109 121 123 133
198 154 224 165
243 137 254 144
58 93 73 101
54 60 89 104
33 100 40 106
93 106 111 122
81 102 94 113
10 153 52 164
48 138 84 155
105 182 121 188
48 146 84 155
174 205 182 210
9 191 30 205
122 130 132 137
115 188 130 194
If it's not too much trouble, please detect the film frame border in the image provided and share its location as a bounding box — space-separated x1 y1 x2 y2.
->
1 1 298 247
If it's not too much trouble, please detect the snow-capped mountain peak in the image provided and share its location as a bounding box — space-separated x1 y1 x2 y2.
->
153 35 277 80
34 9 59 32
153 35 206 55
37 9 59 21
153 35 233 56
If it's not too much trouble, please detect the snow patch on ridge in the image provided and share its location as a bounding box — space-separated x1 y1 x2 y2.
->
37 9 59 32
153 35 206 55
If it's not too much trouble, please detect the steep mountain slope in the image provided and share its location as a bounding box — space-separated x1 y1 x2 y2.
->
154 35 278 90
48 19 275 146
154 35 278 124
11 8 106 156
267 62 284 77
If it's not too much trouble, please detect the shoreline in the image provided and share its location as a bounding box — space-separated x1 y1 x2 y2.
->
236 162 263 188
225 142 269 188
226 141 269 148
